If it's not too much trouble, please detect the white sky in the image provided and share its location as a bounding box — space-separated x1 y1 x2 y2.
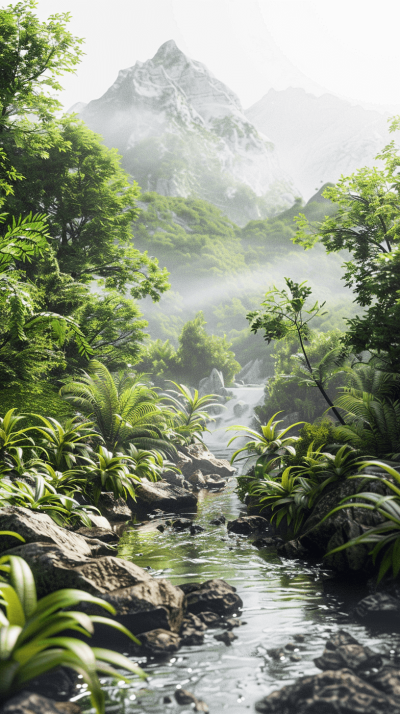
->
35 0 400 112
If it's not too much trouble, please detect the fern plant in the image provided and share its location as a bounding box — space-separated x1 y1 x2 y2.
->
60 360 175 457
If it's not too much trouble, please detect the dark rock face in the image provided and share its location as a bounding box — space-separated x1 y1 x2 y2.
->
185 579 243 616
139 628 181 655
314 630 382 672
18 668 78 702
227 516 269 535
197 611 223 627
180 613 207 645
370 666 400 699
300 480 384 573
354 593 400 626
131 480 198 514
255 668 399 714
4 542 185 634
172 518 192 530
98 492 132 522
210 515 226 526
0 692 81 714
0 507 92 557
253 536 283 549
276 539 308 559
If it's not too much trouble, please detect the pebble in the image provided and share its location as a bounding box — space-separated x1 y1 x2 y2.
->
214 631 238 646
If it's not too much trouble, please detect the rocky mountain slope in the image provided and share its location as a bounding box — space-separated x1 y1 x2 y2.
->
79 40 297 225
247 88 391 199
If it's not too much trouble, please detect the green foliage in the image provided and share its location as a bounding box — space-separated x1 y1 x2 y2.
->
294 117 400 369
161 381 220 444
60 360 175 458
80 446 140 506
0 552 144 712
0 383 73 423
287 420 337 465
248 465 309 536
227 411 303 465
175 312 240 384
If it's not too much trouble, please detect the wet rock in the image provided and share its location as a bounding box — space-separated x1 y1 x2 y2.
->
190 525 205 535
204 475 226 490
370 666 400 699
354 593 400 626
0 506 92 557
163 696 172 704
214 630 237 645
174 689 209 712
301 479 384 573
21 667 78 702
180 443 236 479
172 518 192 530
178 582 202 594
0 692 81 714
267 648 286 660
227 515 269 535
82 513 112 529
290 654 301 662
185 578 243 616
197 611 223 628
98 492 132 522
5 542 185 634
188 469 207 487
294 634 306 642
210 515 226 526
223 617 245 629
156 524 165 532
85 538 115 557
314 630 382 673
75 526 118 544
255 668 399 713
131 480 198 514
276 539 308 559
162 469 187 488
179 612 206 645
253 536 283 549
285 642 297 651
139 628 181 655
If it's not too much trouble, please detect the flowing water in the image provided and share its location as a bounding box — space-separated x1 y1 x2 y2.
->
76 389 400 714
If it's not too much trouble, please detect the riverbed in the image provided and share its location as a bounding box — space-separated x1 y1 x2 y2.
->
76 473 400 714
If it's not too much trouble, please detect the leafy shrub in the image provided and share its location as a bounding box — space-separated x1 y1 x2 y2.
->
287 420 337 466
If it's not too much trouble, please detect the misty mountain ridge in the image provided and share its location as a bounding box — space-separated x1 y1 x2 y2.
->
78 40 297 225
247 87 392 199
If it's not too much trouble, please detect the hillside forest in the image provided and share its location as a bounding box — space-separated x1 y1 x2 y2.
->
3 3 400 712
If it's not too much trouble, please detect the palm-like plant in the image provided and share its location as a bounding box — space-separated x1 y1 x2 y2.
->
161 382 220 444
81 447 141 505
0 410 36 463
31 415 97 470
60 360 175 456
249 466 311 535
0 549 145 713
227 412 304 465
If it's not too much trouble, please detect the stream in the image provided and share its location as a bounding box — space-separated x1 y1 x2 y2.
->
76 388 400 714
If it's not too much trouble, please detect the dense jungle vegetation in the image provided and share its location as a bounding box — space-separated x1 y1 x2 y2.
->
3 1 400 710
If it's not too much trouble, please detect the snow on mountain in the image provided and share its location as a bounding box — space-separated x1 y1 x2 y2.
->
79 40 297 224
246 88 392 200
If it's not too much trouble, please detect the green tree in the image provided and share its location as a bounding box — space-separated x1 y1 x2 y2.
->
247 279 346 423
0 0 84 198
175 312 240 385
294 117 400 369
4 117 170 297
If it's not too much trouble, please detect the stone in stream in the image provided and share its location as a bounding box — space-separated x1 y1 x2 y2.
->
188 469 207 487
139 628 181 655
314 630 383 673
256 668 400 714
172 518 192 530
214 630 237 646
4 542 185 635
130 480 198 514
227 515 269 535
184 578 243 616
0 692 80 714
180 612 207 645
253 535 283 549
370 666 400 699
97 492 132 522
276 538 308 559
197 611 223 628
223 617 245 629
178 443 236 479
354 592 400 627
210 515 226 526
190 524 205 535
174 689 209 712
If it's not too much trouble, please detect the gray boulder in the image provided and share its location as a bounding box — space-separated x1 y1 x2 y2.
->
131 480 198 514
4 542 185 634
181 443 236 478
75 526 118 544
227 515 269 535
198 368 224 396
138 628 181 655
314 630 382 672
354 592 400 626
255 668 399 714
98 492 132 522
0 507 92 557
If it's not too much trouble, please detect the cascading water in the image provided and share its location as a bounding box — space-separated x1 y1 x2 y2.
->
203 385 265 455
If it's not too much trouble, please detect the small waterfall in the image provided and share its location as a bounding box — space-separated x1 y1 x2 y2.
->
203 386 265 456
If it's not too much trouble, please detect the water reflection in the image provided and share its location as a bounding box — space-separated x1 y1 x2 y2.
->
79 479 400 714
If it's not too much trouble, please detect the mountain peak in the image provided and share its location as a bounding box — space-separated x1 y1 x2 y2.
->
152 39 185 65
